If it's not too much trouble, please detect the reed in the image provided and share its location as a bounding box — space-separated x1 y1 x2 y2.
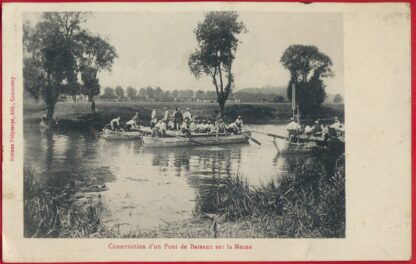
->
23 167 116 238
24 156 345 238
196 156 345 238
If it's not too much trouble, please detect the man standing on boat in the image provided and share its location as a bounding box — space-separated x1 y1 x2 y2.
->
174 107 183 131
183 107 192 121
286 117 301 142
151 109 157 120
163 107 169 120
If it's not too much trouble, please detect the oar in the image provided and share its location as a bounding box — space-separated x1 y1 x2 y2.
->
246 130 288 140
242 132 261 146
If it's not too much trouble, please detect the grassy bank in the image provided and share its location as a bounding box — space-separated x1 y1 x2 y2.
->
24 155 345 238
24 101 344 129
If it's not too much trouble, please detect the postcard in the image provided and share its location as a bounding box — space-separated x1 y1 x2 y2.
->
2 1 411 262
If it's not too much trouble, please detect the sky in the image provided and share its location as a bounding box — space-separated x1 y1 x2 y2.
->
25 11 344 95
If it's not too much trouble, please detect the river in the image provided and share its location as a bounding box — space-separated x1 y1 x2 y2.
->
24 124 333 233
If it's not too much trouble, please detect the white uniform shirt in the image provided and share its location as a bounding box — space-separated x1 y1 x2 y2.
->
157 121 166 130
151 110 157 120
183 111 192 120
304 125 313 133
330 121 342 130
287 121 300 131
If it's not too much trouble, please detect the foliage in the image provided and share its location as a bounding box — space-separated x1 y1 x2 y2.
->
188 11 246 113
24 167 116 238
23 12 117 121
196 157 345 238
114 86 125 99
280 45 333 116
102 87 115 99
333 94 343 103
126 86 138 100
77 32 117 101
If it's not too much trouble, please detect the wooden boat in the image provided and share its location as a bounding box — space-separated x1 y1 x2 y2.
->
142 132 249 147
101 128 143 140
273 138 324 154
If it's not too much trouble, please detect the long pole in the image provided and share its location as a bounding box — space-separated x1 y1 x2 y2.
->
291 83 296 119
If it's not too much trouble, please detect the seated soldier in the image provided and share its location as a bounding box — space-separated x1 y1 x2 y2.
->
167 118 175 130
304 123 313 136
189 119 196 132
286 118 301 142
124 119 139 131
235 116 244 132
226 122 239 134
150 117 158 129
181 117 191 133
216 119 226 133
156 120 166 137
206 120 215 133
312 120 322 136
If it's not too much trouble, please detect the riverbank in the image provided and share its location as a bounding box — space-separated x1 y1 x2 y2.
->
24 101 344 130
24 154 345 238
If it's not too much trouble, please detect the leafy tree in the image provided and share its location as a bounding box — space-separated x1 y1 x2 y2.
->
102 86 115 99
333 94 343 103
23 12 116 122
154 86 163 101
126 86 137 100
145 86 155 100
138 88 147 101
273 95 285 103
188 11 246 115
280 45 333 115
77 33 117 102
114 86 124 99
195 90 205 100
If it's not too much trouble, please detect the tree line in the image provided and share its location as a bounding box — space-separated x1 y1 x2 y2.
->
24 11 336 122
98 85 285 103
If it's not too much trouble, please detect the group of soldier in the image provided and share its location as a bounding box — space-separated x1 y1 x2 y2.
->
286 116 344 142
108 107 244 138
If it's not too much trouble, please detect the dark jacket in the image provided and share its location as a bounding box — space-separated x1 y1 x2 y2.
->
174 111 183 122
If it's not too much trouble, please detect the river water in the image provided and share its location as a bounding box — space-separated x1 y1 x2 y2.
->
24 124 331 233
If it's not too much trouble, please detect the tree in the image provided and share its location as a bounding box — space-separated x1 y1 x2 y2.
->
23 12 87 121
188 11 246 115
23 12 116 122
195 90 205 101
138 88 146 101
145 86 155 100
273 95 285 103
333 94 343 103
114 86 124 99
280 44 333 116
102 86 115 99
126 86 137 100
77 33 117 102
154 86 163 101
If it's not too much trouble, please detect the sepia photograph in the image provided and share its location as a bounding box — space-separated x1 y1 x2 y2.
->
2 1 412 261
22 10 346 239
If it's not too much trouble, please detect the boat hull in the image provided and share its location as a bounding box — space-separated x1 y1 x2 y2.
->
142 134 249 147
274 139 323 154
101 129 143 140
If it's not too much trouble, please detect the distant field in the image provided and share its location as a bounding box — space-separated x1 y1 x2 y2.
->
24 100 344 129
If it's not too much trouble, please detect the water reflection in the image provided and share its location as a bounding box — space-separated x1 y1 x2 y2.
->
24 125 341 230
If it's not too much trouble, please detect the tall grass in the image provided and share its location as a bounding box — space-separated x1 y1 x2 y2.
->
196 156 345 238
24 155 345 238
24 167 116 238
